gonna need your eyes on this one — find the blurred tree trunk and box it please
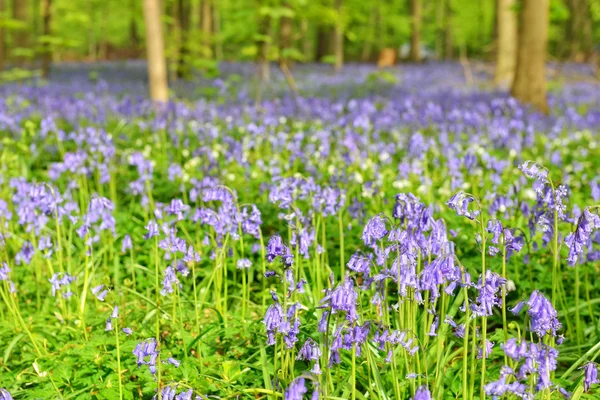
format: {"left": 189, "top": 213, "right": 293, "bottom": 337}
{"left": 316, "top": 26, "right": 330, "bottom": 62}
{"left": 99, "top": 2, "right": 108, "bottom": 60}
{"left": 213, "top": 0, "right": 223, "bottom": 59}
{"left": 279, "top": 0, "right": 292, "bottom": 68}
{"left": 494, "top": 0, "right": 517, "bottom": 86}
{"left": 143, "top": 0, "right": 169, "bottom": 102}
{"left": 41, "top": 0, "right": 51, "bottom": 78}
{"left": 13, "top": 0, "right": 29, "bottom": 65}
{"left": 361, "top": 0, "right": 377, "bottom": 62}
{"left": 333, "top": 0, "right": 343, "bottom": 71}
{"left": 301, "top": 19, "right": 311, "bottom": 61}
{"left": 511, "top": 0, "right": 548, "bottom": 113}
{"left": 444, "top": 0, "right": 453, "bottom": 59}
{"left": 88, "top": 0, "right": 96, "bottom": 61}
{"left": 566, "top": 0, "right": 594, "bottom": 61}
{"left": 0, "top": 0, "right": 4, "bottom": 71}
{"left": 176, "top": 0, "right": 191, "bottom": 78}
{"left": 201, "top": 0, "right": 212, "bottom": 58}
{"left": 130, "top": 0, "right": 139, "bottom": 51}
{"left": 410, "top": 0, "right": 421, "bottom": 61}
{"left": 435, "top": 0, "right": 444, "bottom": 60}
{"left": 256, "top": 5, "right": 271, "bottom": 82}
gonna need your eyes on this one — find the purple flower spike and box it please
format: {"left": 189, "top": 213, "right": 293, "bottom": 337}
{"left": 284, "top": 377, "right": 307, "bottom": 400}
{"left": 582, "top": 362, "right": 599, "bottom": 392}
{"left": 412, "top": 386, "right": 432, "bottom": 400}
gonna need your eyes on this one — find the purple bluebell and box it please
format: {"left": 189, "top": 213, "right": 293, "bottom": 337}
{"left": 362, "top": 215, "right": 388, "bottom": 246}
{"left": 447, "top": 192, "right": 480, "bottom": 220}
{"left": 15, "top": 241, "right": 34, "bottom": 265}
{"left": 527, "top": 290, "right": 561, "bottom": 337}
{"left": 565, "top": 208, "right": 600, "bottom": 265}
{"left": 411, "top": 386, "right": 432, "bottom": 400}
{"left": 237, "top": 258, "right": 252, "bottom": 269}
{"left": 284, "top": 377, "right": 307, "bottom": 400}
{"left": 582, "top": 362, "right": 599, "bottom": 392}
{"left": 132, "top": 338, "right": 160, "bottom": 375}
{"left": 122, "top": 327, "right": 133, "bottom": 335}
{"left": 0, "top": 388, "right": 13, "bottom": 400}
{"left": 121, "top": 234, "right": 132, "bottom": 253}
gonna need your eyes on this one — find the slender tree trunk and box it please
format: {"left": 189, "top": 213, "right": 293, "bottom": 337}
{"left": 301, "top": 19, "right": 311, "bottom": 61}
{"left": 130, "top": 0, "right": 139, "bottom": 51}
{"left": 333, "top": 0, "right": 343, "bottom": 72}
{"left": 316, "top": 26, "right": 330, "bottom": 62}
{"left": 410, "top": 0, "right": 421, "bottom": 61}
{"left": 213, "top": 0, "right": 223, "bottom": 59}
{"left": 279, "top": 1, "right": 293, "bottom": 68}
{"left": 581, "top": 0, "right": 593, "bottom": 60}
{"left": 88, "top": 0, "right": 96, "bottom": 61}
{"left": 361, "top": 0, "right": 377, "bottom": 62}
{"left": 100, "top": 2, "right": 108, "bottom": 60}
{"left": 511, "top": 0, "right": 548, "bottom": 113}
{"left": 256, "top": 4, "right": 271, "bottom": 82}
{"left": 494, "top": 0, "right": 517, "bottom": 86}
{"left": 435, "top": 0, "right": 444, "bottom": 60}
{"left": 444, "top": 0, "right": 453, "bottom": 59}
{"left": 143, "top": 0, "right": 169, "bottom": 102}
{"left": 13, "top": 0, "right": 29, "bottom": 65}
{"left": 41, "top": 0, "right": 51, "bottom": 78}
{"left": 0, "top": 0, "right": 4, "bottom": 71}
{"left": 201, "top": 0, "right": 212, "bottom": 58}
{"left": 176, "top": 0, "right": 191, "bottom": 78}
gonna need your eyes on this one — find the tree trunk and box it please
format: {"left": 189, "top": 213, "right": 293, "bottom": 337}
{"left": 279, "top": 1, "right": 293, "bottom": 68}
{"left": 41, "top": 0, "right": 51, "bottom": 78}
{"left": 143, "top": 0, "right": 169, "bottom": 102}
{"left": 361, "top": 0, "right": 377, "bottom": 62}
{"left": 130, "top": 0, "right": 139, "bottom": 51}
{"left": 99, "top": 1, "right": 108, "bottom": 60}
{"left": 316, "top": 26, "right": 330, "bottom": 62}
{"left": 333, "top": 0, "right": 343, "bottom": 72}
{"left": 0, "top": 0, "right": 4, "bottom": 71}
{"left": 410, "top": 0, "right": 421, "bottom": 61}
{"left": 201, "top": 0, "right": 212, "bottom": 58}
{"left": 176, "top": 0, "right": 191, "bottom": 78}
{"left": 444, "top": 0, "right": 453, "bottom": 59}
{"left": 256, "top": 5, "right": 271, "bottom": 82}
{"left": 494, "top": 0, "right": 517, "bottom": 86}
{"left": 511, "top": 0, "right": 548, "bottom": 113}
{"left": 88, "top": 0, "right": 96, "bottom": 61}
{"left": 213, "top": 0, "right": 223, "bottom": 59}
{"left": 301, "top": 19, "right": 311, "bottom": 62}
{"left": 435, "top": 0, "right": 444, "bottom": 60}
{"left": 13, "top": 0, "right": 29, "bottom": 65}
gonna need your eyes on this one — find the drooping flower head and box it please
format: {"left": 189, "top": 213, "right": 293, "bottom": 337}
{"left": 527, "top": 290, "right": 561, "bottom": 337}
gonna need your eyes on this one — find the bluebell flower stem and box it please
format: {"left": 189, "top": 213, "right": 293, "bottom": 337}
{"left": 114, "top": 317, "right": 123, "bottom": 400}
{"left": 154, "top": 236, "right": 162, "bottom": 399}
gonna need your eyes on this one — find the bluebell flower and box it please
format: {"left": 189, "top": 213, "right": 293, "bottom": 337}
{"left": 297, "top": 338, "right": 321, "bottom": 361}
{"left": 132, "top": 338, "right": 159, "bottom": 375}
{"left": 0, "top": 388, "right": 13, "bottom": 400}
{"left": 447, "top": 192, "right": 480, "bottom": 220}
{"left": 527, "top": 290, "right": 561, "bottom": 337}
{"left": 284, "top": 377, "right": 307, "bottom": 400}
{"left": 237, "top": 258, "right": 252, "bottom": 269}
{"left": 582, "top": 362, "right": 599, "bottom": 392}
{"left": 15, "top": 241, "right": 35, "bottom": 265}
{"left": 121, "top": 234, "right": 132, "bottom": 253}
{"left": 362, "top": 215, "right": 388, "bottom": 246}
{"left": 412, "top": 385, "right": 432, "bottom": 400}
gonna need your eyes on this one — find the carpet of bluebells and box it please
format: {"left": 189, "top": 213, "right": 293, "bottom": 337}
{"left": 0, "top": 62, "right": 600, "bottom": 400}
